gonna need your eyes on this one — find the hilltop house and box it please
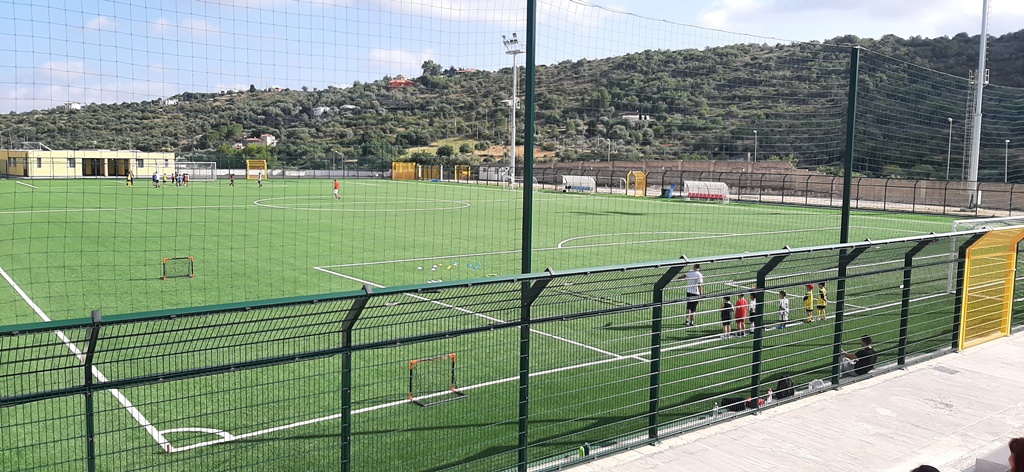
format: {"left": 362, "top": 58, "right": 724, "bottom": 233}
{"left": 388, "top": 75, "right": 415, "bottom": 90}
{"left": 234, "top": 133, "right": 278, "bottom": 150}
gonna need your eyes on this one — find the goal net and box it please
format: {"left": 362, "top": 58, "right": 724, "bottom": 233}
{"left": 175, "top": 162, "right": 217, "bottom": 181}
{"left": 408, "top": 353, "right": 465, "bottom": 407}
{"left": 682, "top": 181, "right": 730, "bottom": 202}
{"left": 561, "top": 175, "right": 596, "bottom": 194}
{"left": 947, "top": 216, "right": 1024, "bottom": 292}
{"left": 162, "top": 256, "right": 195, "bottom": 280}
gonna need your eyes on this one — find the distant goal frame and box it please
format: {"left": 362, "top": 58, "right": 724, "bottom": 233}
{"left": 174, "top": 161, "right": 217, "bottom": 181}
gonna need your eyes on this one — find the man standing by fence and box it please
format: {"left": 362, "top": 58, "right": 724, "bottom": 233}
{"left": 685, "top": 264, "right": 704, "bottom": 327}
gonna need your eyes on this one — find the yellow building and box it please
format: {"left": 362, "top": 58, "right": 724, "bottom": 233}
{"left": 0, "top": 148, "right": 176, "bottom": 179}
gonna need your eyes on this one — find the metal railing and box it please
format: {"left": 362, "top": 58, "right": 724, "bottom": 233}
{"left": 2, "top": 230, "right": 1004, "bottom": 471}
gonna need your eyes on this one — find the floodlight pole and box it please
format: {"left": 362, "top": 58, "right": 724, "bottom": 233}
{"left": 967, "top": 0, "right": 990, "bottom": 206}
{"left": 1006, "top": 140, "right": 1011, "bottom": 183}
{"left": 753, "top": 130, "right": 758, "bottom": 163}
{"left": 946, "top": 118, "right": 953, "bottom": 181}
{"left": 503, "top": 34, "right": 524, "bottom": 188}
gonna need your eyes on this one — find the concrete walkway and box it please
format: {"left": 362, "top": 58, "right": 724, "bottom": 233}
{"left": 575, "top": 332, "right": 1024, "bottom": 472}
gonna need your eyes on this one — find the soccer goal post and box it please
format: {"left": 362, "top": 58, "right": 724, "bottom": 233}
{"left": 561, "top": 175, "right": 596, "bottom": 194}
{"left": 246, "top": 160, "right": 268, "bottom": 180}
{"left": 162, "top": 256, "right": 195, "bottom": 280}
{"left": 408, "top": 353, "right": 465, "bottom": 407}
{"left": 947, "top": 216, "right": 1024, "bottom": 293}
{"left": 682, "top": 181, "right": 730, "bottom": 203}
{"left": 175, "top": 161, "right": 217, "bottom": 181}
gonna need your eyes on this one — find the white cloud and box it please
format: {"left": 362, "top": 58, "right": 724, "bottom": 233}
{"left": 698, "top": 0, "right": 1024, "bottom": 41}
{"left": 83, "top": 16, "right": 116, "bottom": 31}
{"left": 368, "top": 48, "right": 436, "bottom": 76}
{"left": 151, "top": 18, "right": 172, "bottom": 34}
{"left": 0, "top": 80, "right": 180, "bottom": 113}
{"left": 149, "top": 17, "right": 220, "bottom": 36}
{"left": 180, "top": 18, "right": 221, "bottom": 35}
{"left": 39, "top": 61, "right": 86, "bottom": 82}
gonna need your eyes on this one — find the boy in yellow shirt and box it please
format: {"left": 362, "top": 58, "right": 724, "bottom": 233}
{"left": 804, "top": 284, "right": 815, "bottom": 322}
{"left": 816, "top": 282, "right": 829, "bottom": 321}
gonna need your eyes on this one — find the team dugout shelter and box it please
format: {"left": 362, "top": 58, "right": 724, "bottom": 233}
{"left": 0, "top": 143, "right": 175, "bottom": 179}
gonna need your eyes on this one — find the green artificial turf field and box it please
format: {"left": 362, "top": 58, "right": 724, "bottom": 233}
{"left": 0, "top": 177, "right": 964, "bottom": 471}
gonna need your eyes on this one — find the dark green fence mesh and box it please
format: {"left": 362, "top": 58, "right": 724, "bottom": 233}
{"left": 1, "top": 231, "right": 998, "bottom": 471}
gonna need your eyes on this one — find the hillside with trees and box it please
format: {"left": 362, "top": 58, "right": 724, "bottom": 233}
{"left": 1, "top": 30, "right": 1022, "bottom": 179}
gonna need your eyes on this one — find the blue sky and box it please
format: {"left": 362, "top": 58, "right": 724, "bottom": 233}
{"left": 0, "top": 0, "right": 1021, "bottom": 113}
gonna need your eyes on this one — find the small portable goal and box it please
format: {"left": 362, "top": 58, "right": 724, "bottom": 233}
{"left": 408, "top": 353, "right": 466, "bottom": 407}
{"left": 162, "top": 256, "right": 195, "bottom": 280}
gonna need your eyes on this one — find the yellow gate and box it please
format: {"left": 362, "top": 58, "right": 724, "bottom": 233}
{"left": 417, "top": 165, "right": 441, "bottom": 180}
{"left": 392, "top": 162, "right": 416, "bottom": 180}
{"left": 454, "top": 165, "right": 472, "bottom": 182}
{"left": 626, "top": 171, "right": 647, "bottom": 197}
{"left": 959, "top": 226, "right": 1024, "bottom": 350}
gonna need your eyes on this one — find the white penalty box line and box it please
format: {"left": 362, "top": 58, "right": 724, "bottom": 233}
{"left": 161, "top": 267, "right": 651, "bottom": 453}
{"left": 313, "top": 267, "right": 647, "bottom": 363}
{"left": 0, "top": 266, "right": 171, "bottom": 451}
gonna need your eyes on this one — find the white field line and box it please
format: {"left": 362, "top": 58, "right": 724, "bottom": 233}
{"left": 723, "top": 281, "right": 867, "bottom": 312}
{"left": 318, "top": 226, "right": 845, "bottom": 270}
{"left": 653, "top": 292, "right": 948, "bottom": 356}
{"left": 556, "top": 231, "right": 731, "bottom": 248}
{"left": 162, "top": 285, "right": 954, "bottom": 453}
{"left": 0, "top": 204, "right": 250, "bottom": 215}
{"left": 0, "top": 266, "right": 171, "bottom": 450}
{"left": 314, "top": 267, "right": 645, "bottom": 362}
{"left": 15, "top": 181, "right": 39, "bottom": 189}
{"left": 454, "top": 180, "right": 955, "bottom": 227}
{"left": 166, "top": 355, "right": 631, "bottom": 453}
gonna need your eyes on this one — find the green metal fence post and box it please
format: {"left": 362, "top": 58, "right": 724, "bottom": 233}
{"left": 831, "top": 46, "right": 861, "bottom": 387}
{"left": 648, "top": 264, "right": 686, "bottom": 440}
{"left": 831, "top": 246, "right": 869, "bottom": 385}
{"left": 952, "top": 233, "right": 987, "bottom": 350}
{"left": 750, "top": 255, "right": 787, "bottom": 403}
{"left": 840, "top": 46, "right": 859, "bottom": 246}
{"left": 84, "top": 309, "right": 101, "bottom": 472}
{"left": 517, "top": 0, "right": 537, "bottom": 468}
{"left": 341, "top": 287, "right": 371, "bottom": 472}
{"left": 898, "top": 240, "right": 935, "bottom": 366}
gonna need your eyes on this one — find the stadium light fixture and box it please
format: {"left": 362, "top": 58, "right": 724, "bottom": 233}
{"left": 502, "top": 33, "right": 524, "bottom": 188}
{"left": 946, "top": 118, "right": 953, "bottom": 181}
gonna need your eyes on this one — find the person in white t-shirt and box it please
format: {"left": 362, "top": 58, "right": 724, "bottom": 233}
{"left": 684, "top": 264, "right": 704, "bottom": 327}
{"left": 776, "top": 290, "right": 790, "bottom": 329}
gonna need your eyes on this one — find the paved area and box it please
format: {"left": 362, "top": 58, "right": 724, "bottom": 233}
{"left": 574, "top": 332, "right": 1024, "bottom": 472}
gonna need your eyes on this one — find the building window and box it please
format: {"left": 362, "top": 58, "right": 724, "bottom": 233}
{"left": 36, "top": 158, "right": 42, "bottom": 168}
{"left": 164, "top": 159, "right": 169, "bottom": 167}
{"left": 67, "top": 158, "right": 76, "bottom": 169}
{"left": 136, "top": 159, "right": 145, "bottom": 168}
